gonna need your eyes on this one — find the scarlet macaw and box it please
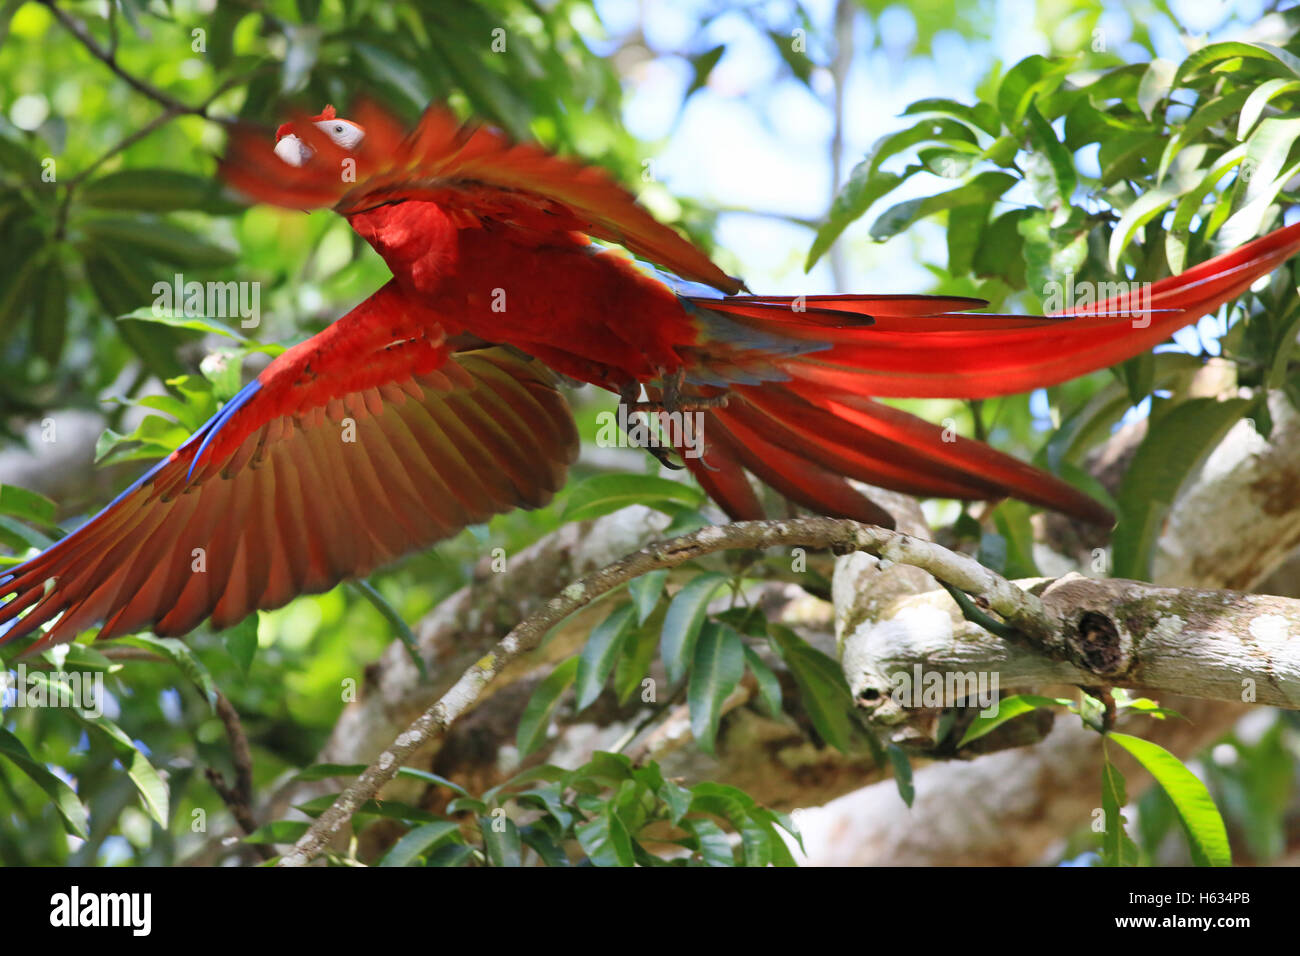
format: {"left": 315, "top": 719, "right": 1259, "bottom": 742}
{"left": 3, "top": 101, "right": 1299, "bottom": 652}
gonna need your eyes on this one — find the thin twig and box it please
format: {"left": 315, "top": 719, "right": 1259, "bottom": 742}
{"left": 41, "top": 0, "right": 223, "bottom": 120}
{"left": 44, "top": 1, "right": 257, "bottom": 241}
{"left": 280, "top": 516, "right": 1057, "bottom": 866}
{"left": 204, "top": 690, "right": 275, "bottom": 860}
{"left": 65, "top": 70, "right": 254, "bottom": 192}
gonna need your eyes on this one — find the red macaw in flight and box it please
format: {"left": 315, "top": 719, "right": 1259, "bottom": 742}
{"left": 4, "top": 101, "right": 1300, "bottom": 652}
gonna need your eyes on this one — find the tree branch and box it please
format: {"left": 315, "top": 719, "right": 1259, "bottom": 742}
{"left": 280, "top": 516, "right": 1053, "bottom": 865}
{"left": 202, "top": 691, "right": 275, "bottom": 860}
{"left": 809, "top": 391, "right": 1300, "bottom": 865}
{"left": 846, "top": 571, "right": 1300, "bottom": 739}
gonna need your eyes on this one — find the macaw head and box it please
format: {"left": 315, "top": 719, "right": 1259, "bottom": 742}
{"left": 273, "top": 105, "right": 365, "bottom": 166}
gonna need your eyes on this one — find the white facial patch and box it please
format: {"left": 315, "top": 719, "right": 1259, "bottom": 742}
{"left": 314, "top": 119, "right": 365, "bottom": 150}
{"left": 274, "top": 133, "right": 313, "bottom": 167}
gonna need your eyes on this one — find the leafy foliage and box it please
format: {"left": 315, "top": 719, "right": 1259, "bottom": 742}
{"left": 269, "top": 753, "right": 800, "bottom": 867}
{"left": 0, "top": 0, "right": 1293, "bottom": 868}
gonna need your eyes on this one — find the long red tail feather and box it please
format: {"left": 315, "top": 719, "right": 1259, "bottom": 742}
{"left": 685, "top": 220, "right": 1300, "bottom": 398}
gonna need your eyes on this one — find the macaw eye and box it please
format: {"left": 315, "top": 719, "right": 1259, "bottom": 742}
{"left": 334, "top": 125, "right": 344, "bottom": 133}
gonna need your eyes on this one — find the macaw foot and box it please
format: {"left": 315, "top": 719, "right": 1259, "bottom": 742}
{"left": 617, "top": 381, "right": 683, "bottom": 470}
{"left": 655, "top": 365, "right": 730, "bottom": 414}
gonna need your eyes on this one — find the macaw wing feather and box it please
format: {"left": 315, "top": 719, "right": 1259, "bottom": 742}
{"left": 0, "top": 288, "right": 577, "bottom": 651}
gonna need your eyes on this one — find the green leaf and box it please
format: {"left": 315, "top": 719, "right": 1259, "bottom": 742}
{"left": 1156, "top": 88, "right": 1252, "bottom": 182}
{"left": 223, "top": 614, "right": 259, "bottom": 676}
{"left": 82, "top": 243, "right": 188, "bottom": 378}
{"left": 200, "top": 348, "right": 244, "bottom": 402}
{"left": 480, "top": 813, "right": 522, "bottom": 867}
{"left": 972, "top": 209, "right": 1030, "bottom": 286}
{"left": 135, "top": 394, "right": 202, "bottom": 431}
{"left": 0, "top": 727, "right": 88, "bottom": 838}
{"left": 0, "top": 242, "right": 47, "bottom": 338}
{"left": 85, "top": 714, "right": 169, "bottom": 827}
{"left": 1136, "top": 58, "right": 1178, "bottom": 119}
{"left": 1175, "top": 41, "right": 1300, "bottom": 85}
{"left": 58, "top": 645, "right": 117, "bottom": 674}
{"left": 1024, "top": 100, "right": 1077, "bottom": 207}
{"left": 395, "top": 768, "right": 472, "bottom": 795}
{"left": 0, "top": 484, "right": 55, "bottom": 526}
{"left": 120, "top": 634, "right": 218, "bottom": 709}
{"left": 1101, "top": 751, "right": 1141, "bottom": 866}
{"left": 24, "top": 674, "right": 165, "bottom": 829}
{"left": 1112, "top": 398, "right": 1250, "bottom": 580}
{"left": 1220, "top": 116, "right": 1300, "bottom": 247}
{"left": 741, "top": 644, "right": 783, "bottom": 718}
{"left": 959, "top": 694, "right": 1070, "bottom": 747}
{"left": 867, "top": 119, "right": 980, "bottom": 178}
{"left": 659, "top": 779, "right": 693, "bottom": 825}
{"left": 575, "top": 808, "right": 635, "bottom": 866}
{"left": 767, "top": 31, "right": 812, "bottom": 86}
{"left": 79, "top": 218, "right": 238, "bottom": 268}
{"left": 946, "top": 201, "right": 989, "bottom": 277}
{"left": 902, "top": 97, "right": 1002, "bottom": 136}
{"left": 516, "top": 657, "right": 578, "bottom": 756}
{"left": 445, "top": 796, "right": 488, "bottom": 816}
{"left": 1108, "top": 733, "right": 1230, "bottom": 867}
{"left": 1116, "top": 352, "right": 1155, "bottom": 411}
{"left": 682, "top": 816, "right": 734, "bottom": 866}
{"left": 519, "top": 824, "right": 570, "bottom": 867}
{"left": 806, "top": 168, "right": 905, "bottom": 270}
{"left": 1018, "top": 210, "right": 1088, "bottom": 294}
{"left": 1040, "top": 353, "right": 1203, "bottom": 470}
{"left": 1237, "top": 78, "right": 1300, "bottom": 140}
{"left": 886, "top": 743, "right": 914, "bottom": 807}
{"left": 1166, "top": 145, "right": 1248, "bottom": 273}
{"left": 207, "top": 2, "right": 247, "bottom": 69}
{"left": 921, "top": 147, "right": 974, "bottom": 177}
{"left": 353, "top": 40, "right": 433, "bottom": 114}
{"left": 31, "top": 257, "right": 68, "bottom": 364}
{"left": 0, "top": 512, "right": 53, "bottom": 551}
{"left": 117, "top": 306, "right": 249, "bottom": 342}
{"left": 1108, "top": 184, "right": 1184, "bottom": 272}
{"left": 94, "top": 412, "right": 190, "bottom": 467}
{"left": 569, "top": 751, "right": 635, "bottom": 790}
{"left": 628, "top": 568, "right": 668, "bottom": 625}
{"left": 978, "top": 134, "right": 1021, "bottom": 168}
{"left": 1115, "top": 695, "right": 1184, "bottom": 721}
{"left": 378, "top": 821, "right": 462, "bottom": 867}
{"left": 870, "top": 172, "right": 1017, "bottom": 242}
{"left": 513, "top": 783, "right": 575, "bottom": 832}
{"left": 686, "top": 44, "right": 725, "bottom": 97}
{"left": 659, "top": 572, "right": 728, "bottom": 685}
{"left": 767, "top": 625, "right": 857, "bottom": 752}
{"left": 715, "top": 605, "right": 767, "bottom": 637}
{"left": 997, "top": 54, "right": 1071, "bottom": 126}
{"left": 575, "top": 603, "right": 636, "bottom": 710}
{"left": 615, "top": 604, "right": 662, "bottom": 705}
{"left": 687, "top": 621, "right": 745, "bottom": 753}
{"left": 79, "top": 169, "right": 238, "bottom": 213}
{"left": 349, "top": 579, "right": 426, "bottom": 681}
{"left": 561, "top": 473, "right": 703, "bottom": 523}
{"left": 659, "top": 504, "right": 709, "bottom": 538}
{"left": 426, "top": 843, "right": 476, "bottom": 867}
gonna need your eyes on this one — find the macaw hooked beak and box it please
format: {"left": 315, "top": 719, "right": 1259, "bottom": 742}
{"left": 274, "top": 133, "right": 313, "bottom": 167}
